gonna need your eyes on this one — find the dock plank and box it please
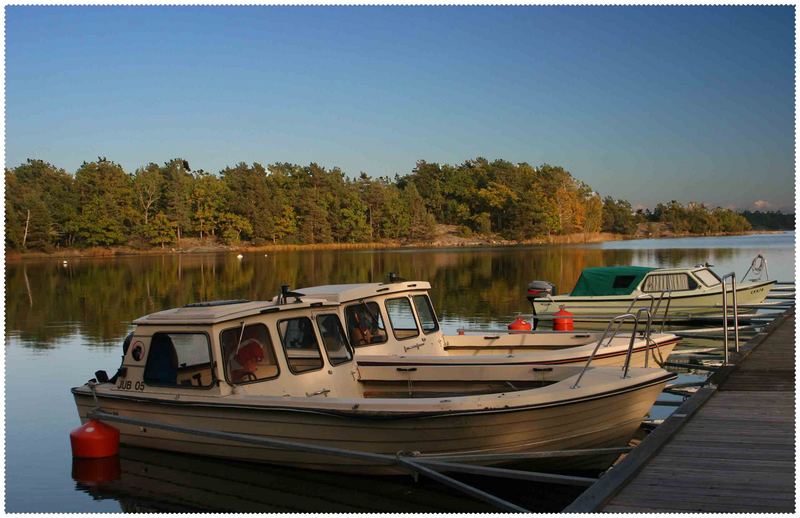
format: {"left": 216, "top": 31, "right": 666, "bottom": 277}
{"left": 564, "top": 311, "right": 795, "bottom": 513}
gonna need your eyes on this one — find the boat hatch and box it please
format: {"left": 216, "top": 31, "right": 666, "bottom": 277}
{"left": 184, "top": 299, "right": 250, "bottom": 308}
{"left": 694, "top": 268, "right": 722, "bottom": 287}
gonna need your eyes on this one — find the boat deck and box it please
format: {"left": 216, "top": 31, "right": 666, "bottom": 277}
{"left": 565, "top": 311, "right": 795, "bottom": 513}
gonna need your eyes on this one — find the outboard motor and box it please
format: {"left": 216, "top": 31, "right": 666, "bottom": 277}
{"left": 526, "top": 281, "right": 556, "bottom": 331}
{"left": 526, "top": 280, "right": 556, "bottom": 303}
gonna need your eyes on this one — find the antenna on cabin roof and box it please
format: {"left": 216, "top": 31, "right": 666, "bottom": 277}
{"left": 387, "top": 272, "right": 406, "bottom": 283}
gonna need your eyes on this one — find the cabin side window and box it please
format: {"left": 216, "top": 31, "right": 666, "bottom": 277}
{"left": 143, "top": 332, "right": 213, "bottom": 388}
{"left": 642, "top": 273, "right": 698, "bottom": 292}
{"left": 412, "top": 295, "right": 439, "bottom": 334}
{"left": 694, "top": 269, "right": 721, "bottom": 287}
{"left": 277, "top": 317, "right": 325, "bottom": 374}
{"left": 219, "top": 324, "right": 280, "bottom": 384}
{"left": 316, "top": 314, "right": 353, "bottom": 366}
{"left": 385, "top": 297, "right": 420, "bottom": 340}
{"left": 345, "top": 302, "right": 388, "bottom": 347}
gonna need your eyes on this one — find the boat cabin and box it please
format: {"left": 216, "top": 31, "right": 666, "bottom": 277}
{"left": 112, "top": 297, "right": 372, "bottom": 399}
{"left": 569, "top": 265, "right": 722, "bottom": 297}
{"left": 292, "top": 282, "right": 448, "bottom": 357}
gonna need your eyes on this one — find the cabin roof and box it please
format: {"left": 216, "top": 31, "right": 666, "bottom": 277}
{"left": 133, "top": 298, "right": 339, "bottom": 325}
{"left": 295, "top": 281, "right": 432, "bottom": 303}
{"left": 570, "top": 266, "right": 656, "bottom": 296}
{"left": 650, "top": 266, "right": 708, "bottom": 274}
{"left": 569, "top": 265, "right": 715, "bottom": 296}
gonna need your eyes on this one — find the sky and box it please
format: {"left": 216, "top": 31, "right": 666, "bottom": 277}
{"left": 5, "top": 6, "right": 796, "bottom": 211}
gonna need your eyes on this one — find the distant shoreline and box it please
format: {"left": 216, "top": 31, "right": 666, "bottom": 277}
{"left": 5, "top": 229, "right": 788, "bottom": 262}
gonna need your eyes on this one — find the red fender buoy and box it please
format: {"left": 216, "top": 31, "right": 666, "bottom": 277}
{"left": 71, "top": 456, "right": 121, "bottom": 486}
{"left": 553, "top": 306, "right": 574, "bottom": 331}
{"left": 70, "top": 419, "right": 120, "bottom": 459}
{"left": 508, "top": 317, "right": 533, "bottom": 332}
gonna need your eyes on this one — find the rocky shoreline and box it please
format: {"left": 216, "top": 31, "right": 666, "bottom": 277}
{"left": 5, "top": 226, "right": 787, "bottom": 262}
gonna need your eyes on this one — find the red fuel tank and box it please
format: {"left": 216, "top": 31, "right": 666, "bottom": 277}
{"left": 508, "top": 317, "right": 533, "bottom": 332}
{"left": 553, "top": 307, "right": 574, "bottom": 331}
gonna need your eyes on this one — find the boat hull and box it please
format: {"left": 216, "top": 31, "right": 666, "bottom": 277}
{"left": 73, "top": 372, "right": 671, "bottom": 475}
{"left": 532, "top": 280, "right": 775, "bottom": 317}
{"left": 439, "top": 333, "right": 679, "bottom": 368}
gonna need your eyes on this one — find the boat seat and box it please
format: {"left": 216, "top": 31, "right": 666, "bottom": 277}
{"left": 143, "top": 335, "right": 179, "bottom": 385}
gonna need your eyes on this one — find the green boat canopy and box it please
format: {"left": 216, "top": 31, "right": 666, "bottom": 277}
{"left": 570, "top": 266, "right": 656, "bottom": 296}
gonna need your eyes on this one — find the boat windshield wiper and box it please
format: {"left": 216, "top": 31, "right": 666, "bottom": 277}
{"left": 234, "top": 321, "right": 246, "bottom": 356}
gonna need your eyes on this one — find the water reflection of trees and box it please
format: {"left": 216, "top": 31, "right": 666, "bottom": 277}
{"left": 629, "top": 248, "right": 735, "bottom": 268}
{"left": 5, "top": 246, "right": 753, "bottom": 347}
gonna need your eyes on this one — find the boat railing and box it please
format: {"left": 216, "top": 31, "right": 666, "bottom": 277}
{"left": 720, "top": 272, "right": 740, "bottom": 363}
{"left": 628, "top": 307, "right": 654, "bottom": 372}
{"left": 624, "top": 293, "right": 656, "bottom": 315}
{"left": 652, "top": 290, "right": 672, "bottom": 333}
{"left": 571, "top": 309, "right": 653, "bottom": 389}
{"left": 623, "top": 291, "right": 671, "bottom": 335}
{"left": 742, "top": 254, "right": 769, "bottom": 282}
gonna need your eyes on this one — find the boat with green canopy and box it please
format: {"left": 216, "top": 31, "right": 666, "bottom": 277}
{"left": 527, "top": 260, "right": 775, "bottom": 318}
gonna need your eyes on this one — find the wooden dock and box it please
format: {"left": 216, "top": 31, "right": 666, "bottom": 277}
{"left": 566, "top": 311, "right": 795, "bottom": 513}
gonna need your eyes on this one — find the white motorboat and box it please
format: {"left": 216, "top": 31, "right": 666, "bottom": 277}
{"left": 292, "top": 282, "right": 679, "bottom": 368}
{"left": 526, "top": 262, "right": 774, "bottom": 319}
{"left": 72, "top": 295, "right": 675, "bottom": 474}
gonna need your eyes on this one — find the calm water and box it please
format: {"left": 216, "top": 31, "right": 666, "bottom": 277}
{"left": 4, "top": 232, "right": 794, "bottom": 512}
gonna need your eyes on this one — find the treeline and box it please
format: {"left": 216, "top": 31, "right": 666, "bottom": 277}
{"left": 5, "top": 158, "right": 434, "bottom": 251}
{"left": 401, "top": 159, "right": 603, "bottom": 238}
{"left": 740, "top": 210, "right": 795, "bottom": 231}
{"left": 632, "top": 200, "right": 754, "bottom": 235}
{"left": 4, "top": 156, "right": 760, "bottom": 252}
{"left": 377, "top": 159, "right": 752, "bottom": 237}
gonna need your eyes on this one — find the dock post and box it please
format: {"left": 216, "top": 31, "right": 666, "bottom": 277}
{"left": 722, "top": 280, "right": 729, "bottom": 364}
{"left": 732, "top": 273, "right": 739, "bottom": 352}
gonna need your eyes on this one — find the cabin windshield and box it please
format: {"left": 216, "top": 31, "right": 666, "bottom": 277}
{"left": 412, "top": 295, "right": 439, "bottom": 334}
{"left": 220, "top": 323, "right": 280, "bottom": 384}
{"left": 345, "top": 302, "right": 388, "bottom": 347}
{"left": 385, "top": 297, "right": 420, "bottom": 340}
{"left": 316, "top": 314, "right": 353, "bottom": 366}
{"left": 278, "top": 317, "right": 325, "bottom": 374}
{"left": 143, "top": 332, "right": 213, "bottom": 388}
{"left": 694, "top": 268, "right": 721, "bottom": 287}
